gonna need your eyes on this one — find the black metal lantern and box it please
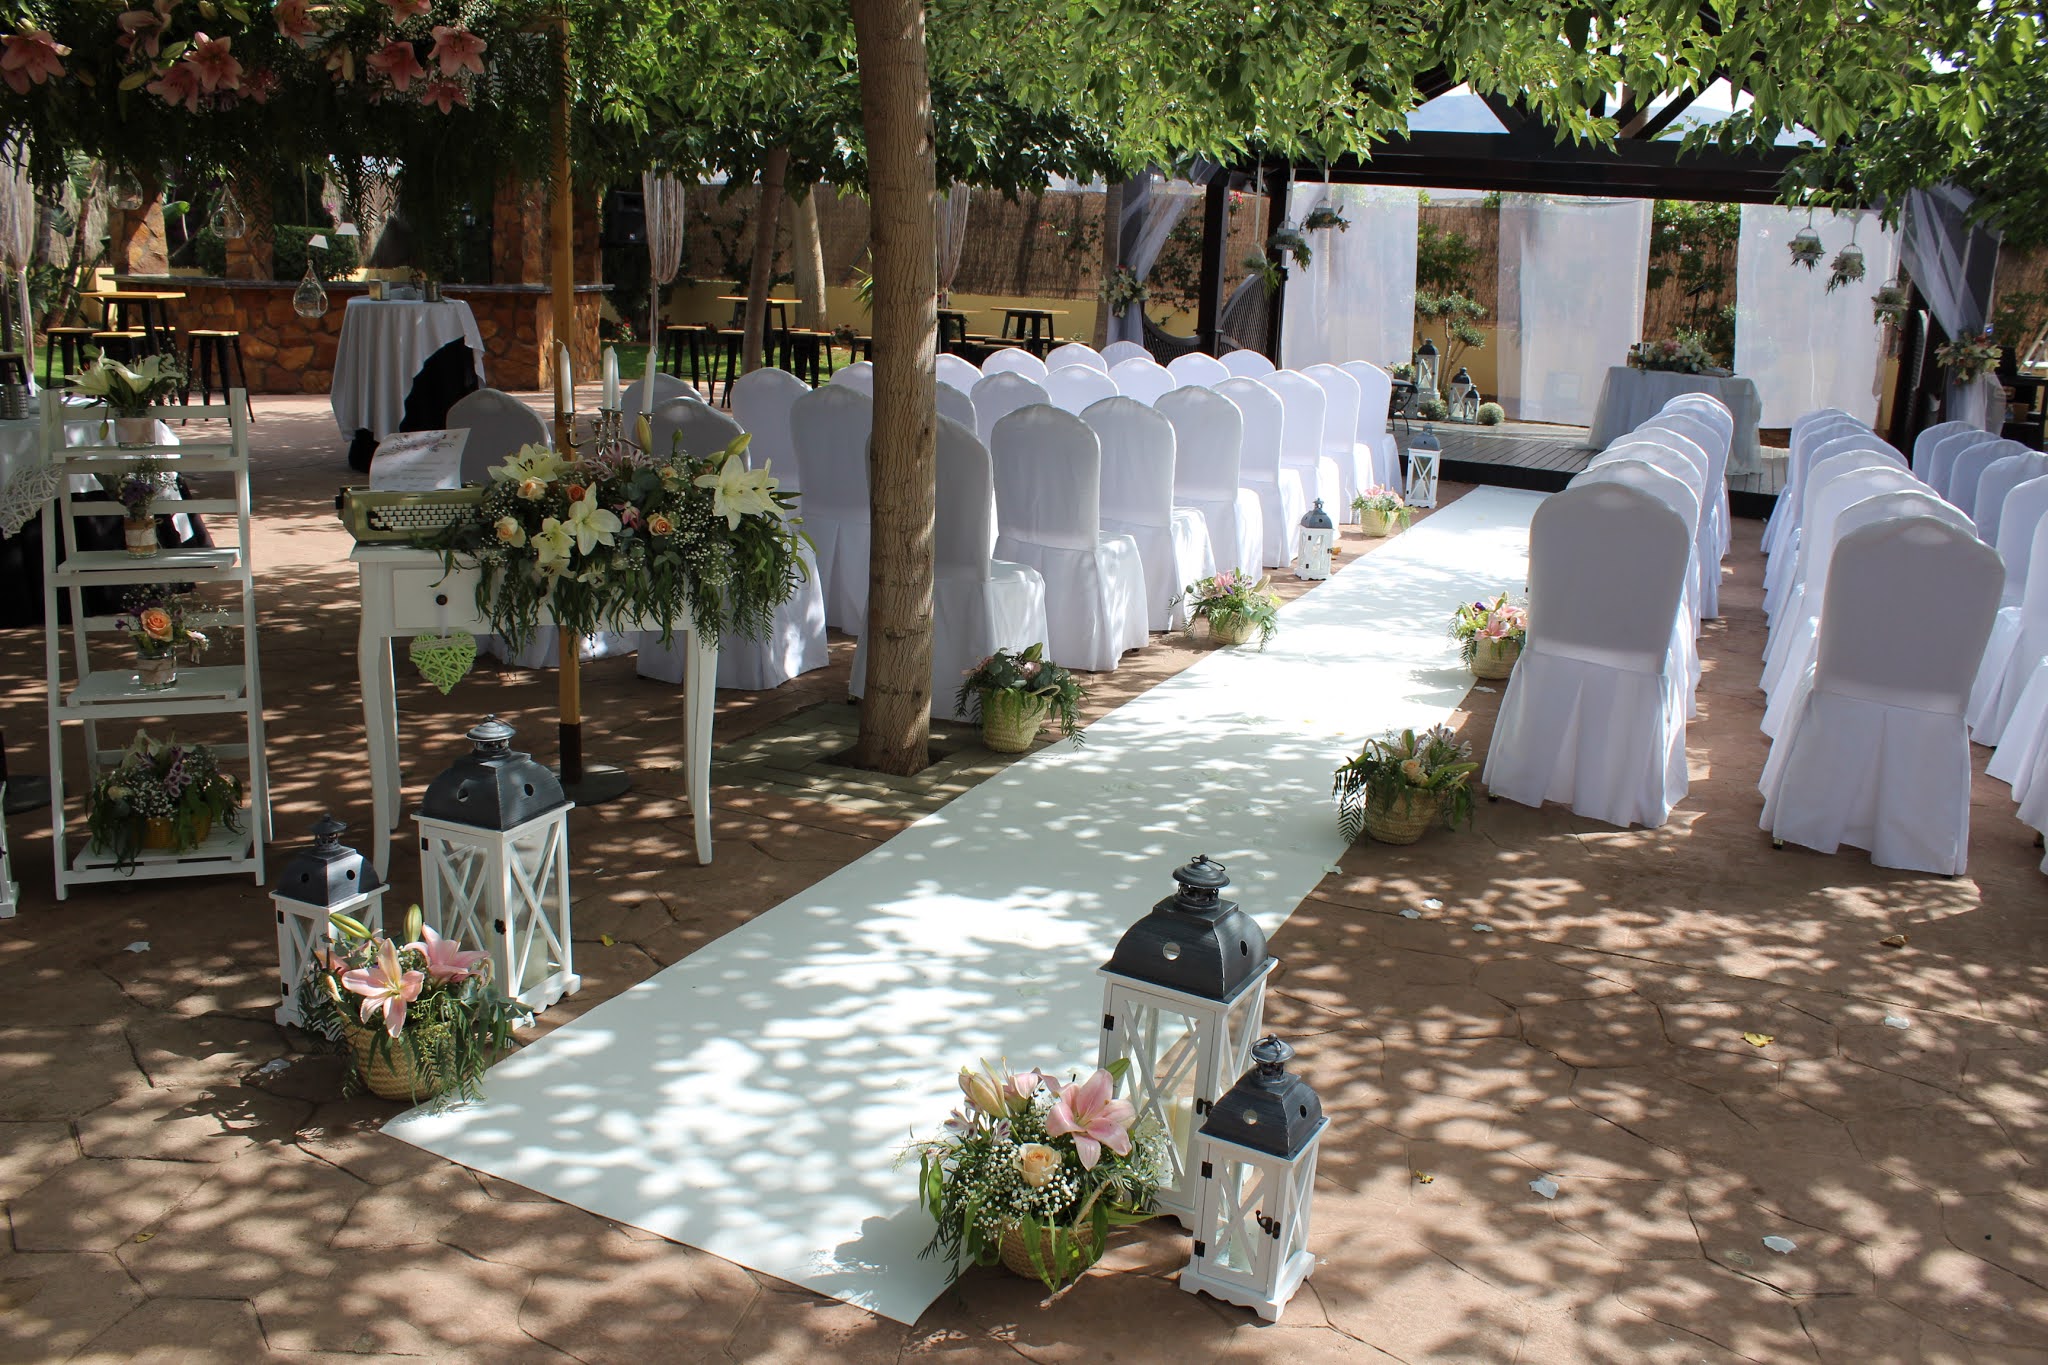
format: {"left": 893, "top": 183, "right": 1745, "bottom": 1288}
{"left": 1293, "top": 499, "right": 1336, "bottom": 581}
{"left": 270, "top": 814, "right": 386, "bottom": 1027}
{"left": 1413, "top": 339, "right": 1440, "bottom": 398}
{"left": 420, "top": 715, "right": 568, "bottom": 831}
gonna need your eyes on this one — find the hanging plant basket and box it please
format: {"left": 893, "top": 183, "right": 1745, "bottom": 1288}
{"left": 999, "top": 1222, "right": 1105, "bottom": 1287}
{"left": 1469, "top": 638, "right": 1521, "bottom": 680}
{"left": 1788, "top": 229, "right": 1825, "bottom": 271}
{"left": 980, "top": 691, "right": 1050, "bottom": 753}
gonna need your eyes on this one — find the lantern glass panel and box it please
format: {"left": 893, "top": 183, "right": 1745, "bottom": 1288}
{"left": 1127, "top": 999, "right": 1203, "bottom": 1187}
{"left": 1212, "top": 1158, "right": 1279, "bottom": 1276}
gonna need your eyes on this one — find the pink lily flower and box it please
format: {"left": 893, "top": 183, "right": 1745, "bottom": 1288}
{"left": 429, "top": 24, "right": 486, "bottom": 77}
{"left": 1, "top": 30, "right": 69, "bottom": 92}
{"left": 367, "top": 38, "right": 425, "bottom": 91}
{"left": 341, "top": 938, "right": 425, "bottom": 1038}
{"left": 418, "top": 75, "right": 466, "bottom": 113}
{"left": 274, "top": 0, "right": 321, "bottom": 42}
{"left": 406, "top": 923, "right": 486, "bottom": 984}
{"left": 185, "top": 34, "right": 244, "bottom": 93}
{"left": 115, "top": 2, "right": 173, "bottom": 61}
{"left": 1044, "top": 1068, "right": 1135, "bottom": 1169}
{"left": 1005, "top": 1067, "right": 1058, "bottom": 1105}
{"left": 146, "top": 60, "right": 203, "bottom": 111}
{"left": 384, "top": 0, "right": 432, "bottom": 18}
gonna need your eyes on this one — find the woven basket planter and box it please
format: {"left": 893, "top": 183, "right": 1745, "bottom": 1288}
{"left": 999, "top": 1222, "right": 1105, "bottom": 1287}
{"left": 1360, "top": 788, "right": 1445, "bottom": 846}
{"left": 140, "top": 811, "right": 211, "bottom": 852}
{"left": 347, "top": 1022, "right": 455, "bottom": 1102}
{"left": 1208, "top": 614, "right": 1257, "bottom": 646}
{"left": 981, "top": 691, "right": 1050, "bottom": 753}
{"left": 1359, "top": 508, "right": 1399, "bottom": 538}
{"left": 1470, "top": 638, "right": 1522, "bottom": 680}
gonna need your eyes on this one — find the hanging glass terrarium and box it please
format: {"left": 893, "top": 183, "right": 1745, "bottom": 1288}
{"left": 292, "top": 249, "right": 329, "bottom": 320}
{"left": 209, "top": 182, "right": 248, "bottom": 240}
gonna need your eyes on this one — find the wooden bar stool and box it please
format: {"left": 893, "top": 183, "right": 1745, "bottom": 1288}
{"left": 778, "top": 329, "right": 827, "bottom": 386}
{"left": 658, "top": 325, "right": 692, "bottom": 380}
{"left": 185, "top": 330, "right": 254, "bottom": 419}
{"left": 710, "top": 329, "right": 744, "bottom": 406}
{"left": 42, "top": 326, "right": 96, "bottom": 385}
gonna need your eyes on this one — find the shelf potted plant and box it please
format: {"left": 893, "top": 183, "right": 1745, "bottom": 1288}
{"left": 104, "top": 461, "right": 165, "bottom": 557}
{"left": 86, "top": 732, "right": 243, "bottom": 869}
{"left": 1332, "top": 724, "right": 1479, "bottom": 846}
{"left": 911, "top": 1060, "right": 1166, "bottom": 1291}
{"left": 66, "top": 355, "right": 185, "bottom": 448}
{"left": 1351, "top": 485, "right": 1413, "bottom": 538}
{"left": 1449, "top": 592, "right": 1527, "bottom": 679}
{"left": 116, "top": 590, "right": 216, "bottom": 691}
{"left": 955, "top": 643, "right": 1087, "bottom": 753}
{"left": 1181, "top": 568, "right": 1281, "bottom": 648}
{"left": 298, "top": 904, "right": 524, "bottom": 1103}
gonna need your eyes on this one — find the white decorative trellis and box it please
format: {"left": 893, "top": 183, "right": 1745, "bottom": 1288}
{"left": 417, "top": 806, "right": 578, "bottom": 1012}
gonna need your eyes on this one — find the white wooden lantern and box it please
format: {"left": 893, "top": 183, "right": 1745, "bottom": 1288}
{"left": 269, "top": 813, "right": 386, "bottom": 1026}
{"left": 1181, "top": 1036, "right": 1327, "bottom": 1323}
{"left": 1097, "top": 855, "right": 1274, "bottom": 1229}
{"left": 1292, "top": 499, "right": 1335, "bottom": 581}
{"left": 1405, "top": 424, "right": 1441, "bottom": 509}
{"left": 415, "top": 716, "right": 579, "bottom": 1012}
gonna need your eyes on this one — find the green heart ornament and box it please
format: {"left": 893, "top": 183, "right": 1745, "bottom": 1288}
{"left": 409, "top": 631, "right": 477, "bottom": 694}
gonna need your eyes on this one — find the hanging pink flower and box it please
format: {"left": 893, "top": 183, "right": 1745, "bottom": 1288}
{"left": 1, "top": 30, "right": 70, "bottom": 92}
{"left": 115, "top": 2, "right": 174, "bottom": 61}
{"left": 428, "top": 24, "right": 486, "bottom": 76}
{"left": 418, "top": 76, "right": 466, "bottom": 112}
{"left": 274, "top": 0, "right": 320, "bottom": 42}
{"left": 146, "top": 60, "right": 203, "bottom": 111}
{"left": 384, "top": 0, "right": 432, "bottom": 18}
{"left": 406, "top": 924, "right": 487, "bottom": 984}
{"left": 184, "top": 33, "right": 243, "bottom": 92}
{"left": 367, "top": 38, "right": 425, "bottom": 91}
{"left": 341, "top": 938, "right": 425, "bottom": 1038}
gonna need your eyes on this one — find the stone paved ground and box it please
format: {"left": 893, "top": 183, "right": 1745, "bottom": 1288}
{"left": 2, "top": 395, "right": 2044, "bottom": 1363}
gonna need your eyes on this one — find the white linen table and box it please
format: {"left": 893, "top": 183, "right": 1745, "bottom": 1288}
{"left": 352, "top": 545, "right": 715, "bottom": 877}
{"left": 330, "top": 297, "right": 487, "bottom": 439}
{"left": 1588, "top": 367, "right": 1764, "bottom": 474}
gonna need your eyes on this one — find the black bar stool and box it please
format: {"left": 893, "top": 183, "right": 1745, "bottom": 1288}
{"left": 42, "top": 327, "right": 96, "bottom": 386}
{"left": 185, "top": 330, "right": 254, "bottom": 419}
{"left": 91, "top": 330, "right": 148, "bottom": 364}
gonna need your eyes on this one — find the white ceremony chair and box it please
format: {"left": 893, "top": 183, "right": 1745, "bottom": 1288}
{"left": 1766, "top": 413, "right": 1865, "bottom": 559}
{"left": 1084, "top": 396, "right": 1215, "bottom": 631}
{"left": 829, "top": 360, "right": 874, "bottom": 395}
{"left": 1483, "top": 481, "right": 1693, "bottom": 828}
{"left": 1157, "top": 385, "right": 1264, "bottom": 581}
{"left": 791, "top": 383, "right": 874, "bottom": 634}
{"left": 1970, "top": 448, "right": 2048, "bottom": 547}
{"left": 1219, "top": 349, "right": 1276, "bottom": 378}
{"left": 1109, "top": 356, "right": 1178, "bottom": 406}
{"left": 1338, "top": 360, "right": 1403, "bottom": 490}
{"left": 1261, "top": 370, "right": 1344, "bottom": 515}
{"left": 447, "top": 387, "right": 549, "bottom": 486}
{"left": 1303, "top": 363, "right": 1373, "bottom": 517}
{"left": 1216, "top": 376, "right": 1305, "bottom": 569}
{"left": 730, "top": 367, "right": 810, "bottom": 489}
{"left": 1046, "top": 342, "right": 1109, "bottom": 373}
{"left": 1971, "top": 474, "right": 2048, "bottom": 741}
{"left": 649, "top": 398, "right": 749, "bottom": 465}
{"left": 1764, "top": 434, "right": 1904, "bottom": 618}
{"left": 1763, "top": 445, "right": 1915, "bottom": 651}
{"left": 849, "top": 416, "right": 1048, "bottom": 718}
{"left": 1167, "top": 352, "right": 1232, "bottom": 388}
{"left": 623, "top": 371, "right": 702, "bottom": 424}
{"left": 938, "top": 381, "right": 977, "bottom": 433}
{"left": 1043, "top": 364, "right": 1119, "bottom": 416}
{"left": 1100, "top": 340, "right": 1150, "bottom": 368}
{"left": 935, "top": 352, "right": 983, "bottom": 393}
{"left": 1926, "top": 428, "right": 1999, "bottom": 503}
{"left": 1947, "top": 437, "right": 2024, "bottom": 520}
{"left": 1594, "top": 439, "right": 1708, "bottom": 632}
{"left": 982, "top": 348, "right": 1050, "bottom": 383}
{"left": 971, "top": 371, "right": 1050, "bottom": 450}
{"left": 1968, "top": 510, "right": 2048, "bottom": 747}
{"left": 1643, "top": 408, "right": 1732, "bottom": 561}
{"left": 1573, "top": 458, "right": 1704, "bottom": 708}
{"left": 990, "top": 405, "right": 1148, "bottom": 672}
{"left": 1622, "top": 426, "right": 1722, "bottom": 618}
{"left": 1760, "top": 515, "right": 2002, "bottom": 875}
{"left": 1912, "top": 420, "right": 1977, "bottom": 475}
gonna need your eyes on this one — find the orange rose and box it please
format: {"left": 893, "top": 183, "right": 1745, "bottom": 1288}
{"left": 647, "top": 513, "right": 675, "bottom": 537}
{"left": 566, "top": 483, "right": 587, "bottom": 503}
{"left": 139, "top": 607, "right": 173, "bottom": 641}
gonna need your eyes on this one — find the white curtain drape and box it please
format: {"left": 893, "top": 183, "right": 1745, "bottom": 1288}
{"left": 1495, "top": 195, "right": 1652, "bottom": 425}
{"left": 935, "top": 182, "right": 970, "bottom": 304}
{"left": 0, "top": 147, "right": 35, "bottom": 370}
{"left": 1105, "top": 172, "right": 1201, "bottom": 344}
{"left": 641, "top": 172, "right": 687, "bottom": 356}
{"left": 1279, "top": 183, "right": 1419, "bottom": 370}
{"left": 1734, "top": 206, "right": 1900, "bottom": 427}
{"left": 1900, "top": 186, "right": 2005, "bottom": 427}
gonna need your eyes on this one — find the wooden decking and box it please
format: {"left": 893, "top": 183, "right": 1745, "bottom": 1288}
{"left": 1393, "top": 420, "right": 1785, "bottom": 517}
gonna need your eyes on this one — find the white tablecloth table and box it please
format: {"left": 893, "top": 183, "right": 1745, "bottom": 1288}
{"left": 1588, "top": 367, "right": 1764, "bottom": 474}
{"left": 330, "top": 297, "right": 487, "bottom": 439}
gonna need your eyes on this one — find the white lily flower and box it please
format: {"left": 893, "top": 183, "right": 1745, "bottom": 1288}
{"left": 564, "top": 492, "right": 621, "bottom": 554}
{"left": 531, "top": 517, "right": 573, "bottom": 573}
{"left": 491, "top": 443, "right": 567, "bottom": 485}
{"left": 694, "top": 452, "right": 780, "bottom": 529}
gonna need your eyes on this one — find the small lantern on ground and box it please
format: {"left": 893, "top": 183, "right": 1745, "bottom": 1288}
{"left": 1180, "top": 1035, "right": 1328, "bottom": 1322}
{"left": 1293, "top": 499, "right": 1335, "bottom": 581}
{"left": 1448, "top": 367, "right": 1480, "bottom": 423}
{"left": 1413, "top": 339, "right": 1440, "bottom": 401}
{"left": 416, "top": 716, "right": 580, "bottom": 1012}
{"left": 1406, "top": 423, "right": 1441, "bottom": 509}
{"left": 270, "top": 813, "right": 385, "bottom": 1027}
{"left": 1097, "top": 855, "right": 1275, "bottom": 1228}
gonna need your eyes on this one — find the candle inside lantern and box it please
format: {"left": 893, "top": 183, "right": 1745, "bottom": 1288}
{"left": 602, "top": 346, "right": 620, "bottom": 410}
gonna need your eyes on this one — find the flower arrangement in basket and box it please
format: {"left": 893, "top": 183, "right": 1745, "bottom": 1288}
{"left": 1181, "top": 568, "right": 1280, "bottom": 648}
{"left": 955, "top": 643, "right": 1087, "bottom": 753}
{"left": 432, "top": 437, "right": 806, "bottom": 653}
{"left": 1097, "top": 268, "right": 1149, "bottom": 319}
{"left": 1350, "top": 485, "right": 1413, "bottom": 538}
{"left": 86, "top": 731, "right": 242, "bottom": 870}
{"left": 1826, "top": 244, "right": 1867, "bottom": 294}
{"left": 1332, "top": 725, "right": 1478, "bottom": 846}
{"left": 1935, "top": 335, "right": 2001, "bottom": 384}
{"left": 1787, "top": 230, "right": 1826, "bottom": 271}
{"left": 911, "top": 1060, "right": 1167, "bottom": 1291}
{"left": 1302, "top": 204, "right": 1351, "bottom": 233}
{"left": 296, "top": 904, "right": 523, "bottom": 1103}
{"left": 1450, "top": 592, "right": 1527, "bottom": 678}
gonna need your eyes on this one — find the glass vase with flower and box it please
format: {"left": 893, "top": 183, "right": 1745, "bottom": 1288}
{"left": 116, "top": 589, "right": 217, "bottom": 691}
{"left": 66, "top": 356, "right": 185, "bottom": 447}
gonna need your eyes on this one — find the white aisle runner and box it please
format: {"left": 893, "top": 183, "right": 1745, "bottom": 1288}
{"left": 387, "top": 486, "right": 1541, "bottom": 1323}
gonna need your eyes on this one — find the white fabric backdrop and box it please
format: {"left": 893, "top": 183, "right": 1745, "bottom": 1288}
{"left": 1104, "top": 172, "right": 1201, "bottom": 345}
{"left": 1495, "top": 195, "right": 1651, "bottom": 424}
{"left": 1734, "top": 206, "right": 1900, "bottom": 427}
{"left": 1280, "top": 184, "right": 1419, "bottom": 371}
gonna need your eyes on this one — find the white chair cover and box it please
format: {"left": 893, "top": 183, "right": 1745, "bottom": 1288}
{"left": 1763, "top": 434, "right": 1904, "bottom": 617}
{"left": 982, "top": 348, "right": 1050, "bottom": 383}
{"left": 1970, "top": 476, "right": 2048, "bottom": 746}
{"left": 935, "top": 353, "right": 983, "bottom": 392}
{"left": 990, "top": 405, "right": 1148, "bottom": 671}
{"left": 938, "top": 381, "right": 977, "bottom": 432}
{"left": 1084, "top": 396, "right": 1215, "bottom": 630}
{"left": 729, "top": 367, "right": 810, "bottom": 487}
{"left": 447, "top": 388, "right": 548, "bottom": 486}
{"left": 1219, "top": 350, "right": 1276, "bottom": 378}
{"left": 1626, "top": 424, "right": 1722, "bottom": 618}
{"left": 1099, "top": 340, "right": 1150, "bottom": 367}
{"left": 1926, "top": 429, "right": 1999, "bottom": 503}
{"left": 791, "top": 384, "right": 873, "bottom": 634}
{"left": 1483, "top": 482, "right": 1692, "bottom": 828}
{"left": 1971, "top": 450, "right": 2048, "bottom": 547}
{"left": 1045, "top": 342, "right": 1109, "bottom": 373}
{"left": 1912, "top": 420, "right": 1977, "bottom": 474}
{"left": 1968, "top": 511, "right": 2048, "bottom": 746}
{"left": 1337, "top": 360, "right": 1403, "bottom": 491}
{"left": 1760, "top": 516, "right": 2002, "bottom": 875}
{"left": 1302, "top": 363, "right": 1375, "bottom": 518}
{"left": 1166, "top": 352, "right": 1232, "bottom": 388}
{"left": 848, "top": 416, "right": 1049, "bottom": 717}
{"left": 1644, "top": 408, "right": 1732, "bottom": 561}
{"left": 1948, "top": 438, "right": 2022, "bottom": 520}
{"left": 648, "top": 397, "right": 747, "bottom": 462}
{"left": 1572, "top": 459, "right": 1703, "bottom": 708}
{"left": 1043, "top": 365, "right": 1119, "bottom": 416}
{"left": 1261, "top": 370, "right": 1344, "bottom": 516}
{"left": 829, "top": 360, "right": 874, "bottom": 395}
{"left": 1988, "top": 652, "right": 2048, "bottom": 829}
{"left": 1764, "top": 447, "right": 1917, "bottom": 656}
{"left": 1109, "top": 356, "right": 1178, "bottom": 406}
{"left": 1593, "top": 440, "right": 1707, "bottom": 642}
{"left": 1157, "top": 386, "right": 1264, "bottom": 581}
{"left": 1765, "top": 414, "right": 1865, "bottom": 558}
{"left": 623, "top": 371, "right": 701, "bottom": 423}
{"left": 972, "top": 371, "right": 1050, "bottom": 449}
{"left": 1216, "top": 377, "right": 1306, "bottom": 569}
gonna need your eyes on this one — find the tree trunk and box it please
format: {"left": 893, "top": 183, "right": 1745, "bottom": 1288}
{"left": 849, "top": 0, "right": 937, "bottom": 776}
{"left": 1090, "top": 179, "right": 1124, "bottom": 349}
{"left": 790, "top": 184, "right": 829, "bottom": 332}
{"left": 742, "top": 147, "right": 790, "bottom": 374}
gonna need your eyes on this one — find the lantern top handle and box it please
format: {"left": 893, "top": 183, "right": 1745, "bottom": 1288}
{"left": 1251, "top": 1035, "right": 1295, "bottom": 1079}
{"left": 468, "top": 714, "right": 517, "bottom": 754}
{"left": 310, "top": 811, "right": 347, "bottom": 847}
{"left": 1172, "top": 854, "right": 1230, "bottom": 909}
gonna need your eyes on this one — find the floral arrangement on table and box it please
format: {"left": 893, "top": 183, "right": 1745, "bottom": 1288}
{"left": 1787, "top": 230, "right": 1826, "bottom": 271}
{"left": 1935, "top": 334, "right": 2001, "bottom": 384}
{"left": 1351, "top": 485, "right": 1413, "bottom": 537}
{"left": 1628, "top": 330, "right": 1723, "bottom": 376}
{"left": 1180, "top": 568, "right": 1281, "bottom": 648}
{"left": 955, "top": 643, "right": 1087, "bottom": 752}
{"left": 1302, "top": 204, "right": 1350, "bottom": 233}
{"left": 431, "top": 436, "right": 806, "bottom": 652}
{"left": 1097, "top": 268, "right": 1149, "bottom": 318}
{"left": 86, "top": 731, "right": 242, "bottom": 869}
{"left": 911, "top": 1060, "right": 1167, "bottom": 1291}
{"left": 297, "top": 904, "right": 523, "bottom": 1103}
{"left": 1332, "top": 724, "right": 1479, "bottom": 845}
{"left": 67, "top": 355, "right": 183, "bottom": 418}
{"left": 1450, "top": 591, "right": 1527, "bottom": 678}
{"left": 1871, "top": 284, "right": 1911, "bottom": 328}
{"left": 1826, "top": 244, "right": 1867, "bottom": 294}
{"left": 1476, "top": 401, "right": 1505, "bottom": 426}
